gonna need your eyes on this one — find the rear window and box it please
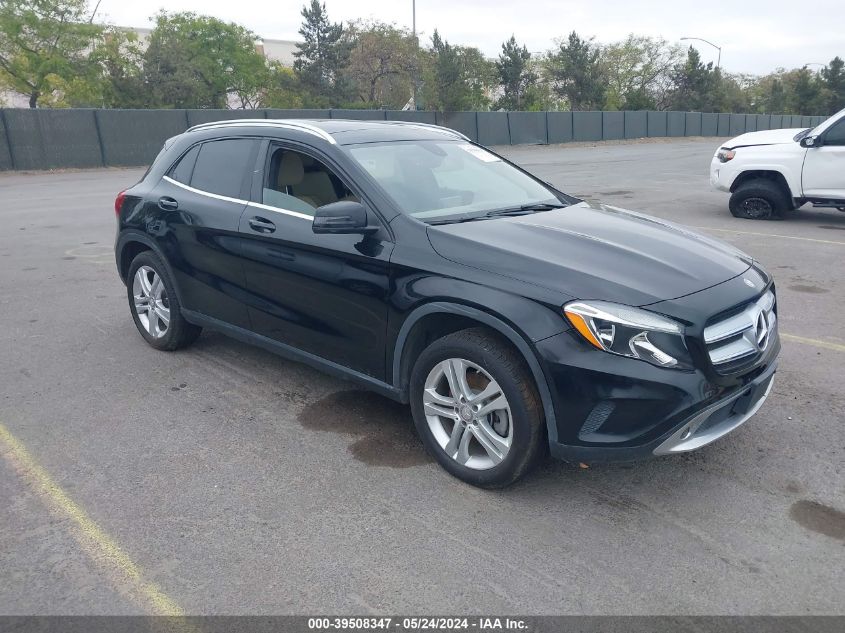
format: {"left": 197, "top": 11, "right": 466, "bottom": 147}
{"left": 169, "top": 145, "right": 199, "bottom": 184}
{"left": 190, "top": 139, "right": 255, "bottom": 199}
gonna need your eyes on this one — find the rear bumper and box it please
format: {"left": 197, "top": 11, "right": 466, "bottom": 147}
{"left": 538, "top": 329, "right": 779, "bottom": 464}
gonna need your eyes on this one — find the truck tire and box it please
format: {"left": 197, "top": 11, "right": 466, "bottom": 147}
{"left": 729, "top": 179, "right": 791, "bottom": 220}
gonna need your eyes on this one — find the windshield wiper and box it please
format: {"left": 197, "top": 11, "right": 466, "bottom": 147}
{"left": 426, "top": 202, "right": 567, "bottom": 225}
{"left": 427, "top": 215, "right": 487, "bottom": 225}
{"left": 484, "top": 202, "right": 567, "bottom": 217}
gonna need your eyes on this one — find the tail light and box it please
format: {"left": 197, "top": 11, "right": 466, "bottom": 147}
{"left": 114, "top": 190, "right": 127, "bottom": 217}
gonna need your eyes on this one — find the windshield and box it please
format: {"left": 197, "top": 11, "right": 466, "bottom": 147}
{"left": 795, "top": 106, "right": 845, "bottom": 141}
{"left": 346, "top": 140, "right": 565, "bottom": 221}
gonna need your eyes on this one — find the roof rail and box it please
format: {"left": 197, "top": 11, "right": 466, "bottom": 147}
{"left": 186, "top": 119, "right": 336, "bottom": 144}
{"left": 185, "top": 117, "right": 469, "bottom": 144}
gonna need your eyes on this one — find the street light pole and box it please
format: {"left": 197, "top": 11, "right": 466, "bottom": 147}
{"left": 680, "top": 36, "right": 722, "bottom": 69}
{"left": 411, "top": 0, "right": 417, "bottom": 109}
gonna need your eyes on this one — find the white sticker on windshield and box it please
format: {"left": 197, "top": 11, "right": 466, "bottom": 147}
{"left": 458, "top": 143, "right": 501, "bottom": 162}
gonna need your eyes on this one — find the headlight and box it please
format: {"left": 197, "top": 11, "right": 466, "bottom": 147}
{"left": 563, "top": 301, "right": 691, "bottom": 369}
{"left": 716, "top": 148, "right": 736, "bottom": 163}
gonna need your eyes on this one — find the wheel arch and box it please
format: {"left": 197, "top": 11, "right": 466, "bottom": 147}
{"left": 730, "top": 169, "right": 792, "bottom": 199}
{"left": 116, "top": 231, "right": 183, "bottom": 298}
{"left": 392, "top": 302, "right": 560, "bottom": 445}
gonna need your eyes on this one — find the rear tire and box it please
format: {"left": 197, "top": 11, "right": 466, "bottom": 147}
{"left": 409, "top": 328, "right": 545, "bottom": 488}
{"left": 729, "top": 179, "right": 790, "bottom": 220}
{"left": 127, "top": 251, "right": 201, "bottom": 351}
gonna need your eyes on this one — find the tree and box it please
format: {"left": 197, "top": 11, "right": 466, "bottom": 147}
{"left": 768, "top": 78, "right": 786, "bottom": 113}
{"left": 750, "top": 73, "right": 787, "bottom": 113}
{"left": 261, "top": 62, "right": 306, "bottom": 109}
{"left": 422, "top": 30, "right": 494, "bottom": 111}
{"left": 546, "top": 31, "right": 605, "bottom": 110}
{"left": 788, "top": 66, "right": 825, "bottom": 115}
{"left": 90, "top": 27, "right": 146, "bottom": 108}
{"left": 821, "top": 56, "right": 845, "bottom": 112}
{"left": 668, "top": 46, "right": 721, "bottom": 112}
{"left": 143, "top": 11, "right": 268, "bottom": 109}
{"left": 459, "top": 45, "right": 496, "bottom": 110}
{"left": 293, "top": 0, "right": 350, "bottom": 104}
{"left": 344, "top": 20, "right": 416, "bottom": 107}
{"left": 0, "top": 0, "right": 102, "bottom": 108}
{"left": 494, "top": 35, "right": 537, "bottom": 110}
{"left": 713, "top": 71, "right": 752, "bottom": 113}
{"left": 600, "top": 35, "right": 682, "bottom": 110}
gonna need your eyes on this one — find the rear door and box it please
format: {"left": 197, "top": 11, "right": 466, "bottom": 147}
{"left": 802, "top": 117, "right": 845, "bottom": 200}
{"left": 237, "top": 142, "right": 394, "bottom": 380}
{"left": 155, "top": 137, "right": 258, "bottom": 328}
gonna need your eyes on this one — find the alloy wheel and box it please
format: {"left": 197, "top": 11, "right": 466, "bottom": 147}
{"left": 739, "top": 197, "right": 773, "bottom": 218}
{"left": 133, "top": 265, "right": 170, "bottom": 339}
{"left": 422, "top": 358, "right": 513, "bottom": 470}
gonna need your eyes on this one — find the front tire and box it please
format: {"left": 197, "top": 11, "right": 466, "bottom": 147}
{"left": 126, "top": 251, "right": 201, "bottom": 351}
{"left": 729, "top": 179, "right": 790, "bottom": 220}
{"left": 409, "top": 328, "right": 544, "bottom": 488}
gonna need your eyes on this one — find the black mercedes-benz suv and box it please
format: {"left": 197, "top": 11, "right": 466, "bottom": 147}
{"left": 114, "top": 119, "right": 780, "bottom": 488}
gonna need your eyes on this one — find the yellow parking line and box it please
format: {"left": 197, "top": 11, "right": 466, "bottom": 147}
{"left": 781, "top": 333, "right": 845, "bottom": 353}
{"left": 0, "top": 422, "right": 184, "bottom": 616}
{"left": 690, "top": 226, "right": 845, "bottom": 246}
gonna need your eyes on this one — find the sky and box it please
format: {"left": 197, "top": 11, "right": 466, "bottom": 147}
{"left": 93, "top": 0, "right": 844, "bottom": 76}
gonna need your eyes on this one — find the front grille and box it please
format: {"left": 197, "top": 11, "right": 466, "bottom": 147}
{"left": 703, "top": 291, "right": 776, "bottom": 374}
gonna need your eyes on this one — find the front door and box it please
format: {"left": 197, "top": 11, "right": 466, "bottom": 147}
{"left": 238, "top": 143, "right": 394, "bottom": 380}
{"left": 802, "top": 117, "right": 845, "bottom": 200}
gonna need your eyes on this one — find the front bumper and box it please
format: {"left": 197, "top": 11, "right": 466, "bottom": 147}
{"left": 652, "top": 365, "right": 775, "bottom": 455}
{"left": 538, "top": 325, "right": 779, "bottom": 464}
{"left": 710, "top": 155, "right": 739, "bottom": 192}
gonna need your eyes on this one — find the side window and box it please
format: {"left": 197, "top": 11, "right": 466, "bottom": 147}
{"left": 190, "top": 139, "right": 255, "bottom": 198}
{"left": 168, "top": 145, "right": 199, "bottom": 184}
{"left": 262, "top": 147, "right": 359, "bottom": 217}
{"left": 823, "top": 120, "right": 845, "bottom": 146}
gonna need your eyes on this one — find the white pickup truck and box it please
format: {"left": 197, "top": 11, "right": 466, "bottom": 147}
{"left": 710, "top": 107, "right": 845, "bottom": 219}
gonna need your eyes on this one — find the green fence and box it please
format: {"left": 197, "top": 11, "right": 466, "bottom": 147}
{"left": 0, "top": 108, "right": 828, "bottom": 171}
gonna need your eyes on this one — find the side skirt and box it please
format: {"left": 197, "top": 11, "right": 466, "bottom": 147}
{"left": 181, "top": 309, "right": 403, "bottom": 402}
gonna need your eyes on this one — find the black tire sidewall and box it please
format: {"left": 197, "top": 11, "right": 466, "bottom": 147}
{"left": 729, "top": 181, "right": 788, "bottom": 220}
{"left": 409, "top": 332, "right": 543, "bottom": 488}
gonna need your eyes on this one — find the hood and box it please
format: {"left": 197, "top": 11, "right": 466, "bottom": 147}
{"left": 427, "top": 201, "right": 752, "bottom": 307}
{"left": 724, "top": 128, "right": 804, "bottom": 149}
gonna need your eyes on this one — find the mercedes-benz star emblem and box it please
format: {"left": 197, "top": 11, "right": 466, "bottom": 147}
{"left": 755, "top": 310, "right": 769, "bottom": 351}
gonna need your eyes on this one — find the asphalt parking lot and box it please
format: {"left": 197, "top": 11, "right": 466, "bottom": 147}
{"left": 1, "top": 137, "right": 843, "bottom": 615}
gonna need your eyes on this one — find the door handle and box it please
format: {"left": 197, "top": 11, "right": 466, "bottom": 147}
{"left": 248, "top": 216, "right": 276, "bottom": 234}
{"left": 158, "top": 196, "right": 179, "bottom": 211}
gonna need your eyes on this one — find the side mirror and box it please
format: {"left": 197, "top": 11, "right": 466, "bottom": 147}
{"left": 800, "top": 135, "right": 820, "bottom": 148}
{"left": 312, "top": 200, "right": 378, "bottom": 235}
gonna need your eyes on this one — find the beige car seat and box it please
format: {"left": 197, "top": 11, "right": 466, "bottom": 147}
{"left": 276, "top": 151, "right": 358, "bottom": 208}
{"left": 298, "top": 171, "right": 339, "bottom": 207}
{"left": 276, "top": 152, "right": 318, "bottom": 208}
